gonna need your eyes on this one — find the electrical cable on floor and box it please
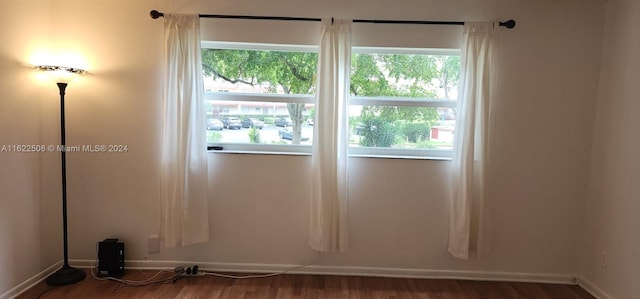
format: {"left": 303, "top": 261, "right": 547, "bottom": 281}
{"left": 35, "top": 286, "right": 57, "bottom": 299}
{"left": 90, "top": 244, "right": 179, "bottom": 291}
{"left": 91, "top": 263, "right": 179, "bottom": 293}
{"left": 90, "top": 265, "right": 173, "bottom": 284}
{"left": 203, "top": 251, "right": 321, "bottom": 279}
{"left": 89, "top": 242, "right": 321, "bottom": 289}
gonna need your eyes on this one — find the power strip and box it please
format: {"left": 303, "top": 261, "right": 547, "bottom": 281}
{"left": 174, "top": 265, "right": 205, "bottom": 277}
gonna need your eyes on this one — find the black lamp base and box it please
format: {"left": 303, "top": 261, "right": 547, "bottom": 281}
{"left": 46, "top": 266, "right": 86, "bottom": 286}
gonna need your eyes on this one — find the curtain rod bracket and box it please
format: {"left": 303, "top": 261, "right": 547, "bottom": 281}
{"left": 499, "top": 19, "right": 516, "bottom": 29}
{"left": 150, "top": 10, "right": 164, "bottom": 19}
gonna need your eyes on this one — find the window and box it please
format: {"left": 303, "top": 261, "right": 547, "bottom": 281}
{"left": 348, "top": 48, "right": 461, "bottom": 159}
{"left": 201, "top": 20, "right": 463, "bottom": 158}
{"left": 203, "top": 43, "right": 317, "bottom": 153}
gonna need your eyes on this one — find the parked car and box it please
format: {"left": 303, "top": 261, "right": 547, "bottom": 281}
{"left": 274, "top": 117, "right": 293, "bottom": 127}
{"left": 207, "top": 118, "right": 223, "bottom": 131}
{"left": 221, "top": 117, "right": 242, "bottom": 129}
{"left": 241, "top": 118, "right": 265, "bottom": 129}
{"left": 278, "top": 128, "right": 310, "bottom": 141}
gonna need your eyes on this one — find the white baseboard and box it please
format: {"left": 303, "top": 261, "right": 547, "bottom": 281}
{"left": 71, "top": 258, "right": 577, "bottom": 285}
{"left": 0, "top": 261, "right": 62, "bottom": 299}
{"left": 4, "top": 259, "right": 584, "bottom": 298}
{"left": 576, "top": 276, "right": 613, "bottom": 299}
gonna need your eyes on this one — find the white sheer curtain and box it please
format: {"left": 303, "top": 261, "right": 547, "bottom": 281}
{"left": 309, "top": 19, "right": 352, "bottom": 252}
{"left": 449, "top": 22, "right": 494, "bottom": 260}
{"left": 160, "top": 14, "right": 210, "bottom": 247}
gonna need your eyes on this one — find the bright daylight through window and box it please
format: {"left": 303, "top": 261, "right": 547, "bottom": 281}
{"left": 203, "top": 44, "right": 317, "bottom": 152}
{"left": 349, "top": 49, "right": 460, "bottom": 158}
{"left": 203, "top": 43, "right": 460, "bottom": 158}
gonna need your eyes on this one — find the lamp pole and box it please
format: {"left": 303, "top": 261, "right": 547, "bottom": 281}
{"left": 45, "top": 79, "right": 86, "bottom": 286}
{"left": 58, "top": 82, "right": 70, "bottom": 268}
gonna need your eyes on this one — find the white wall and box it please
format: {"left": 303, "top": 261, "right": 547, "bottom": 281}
{"left": 67, "top": 0, "right": 604, "bottom": 274}
{"left": 0, "top": 0, "right": 62, "bottom": 295}
{"left": 0, "top": 0, "right": 608, "bottom": 294}
{"left": 581, "top": 0, "right": 640, "bottom": 298}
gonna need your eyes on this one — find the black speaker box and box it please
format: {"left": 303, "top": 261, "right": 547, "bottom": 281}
{"left": 98, "top": 238, "right": 124, "bottom": 277}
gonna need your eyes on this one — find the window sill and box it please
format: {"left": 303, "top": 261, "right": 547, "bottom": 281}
{"left": 349, "top": 154, "right": 451, "bottom": 161}
{"left": 208, "top": 148, "right": 452, "bottom": 161}
{"left": 208, "top": 149, "right": 310, "bottom": 156}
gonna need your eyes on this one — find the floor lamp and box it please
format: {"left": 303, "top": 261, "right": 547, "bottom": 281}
{"left": 36, "top": 65, "right": 87, "bottom": 286}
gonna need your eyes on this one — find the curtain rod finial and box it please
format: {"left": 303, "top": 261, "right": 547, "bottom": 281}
{"left": 499, "top": 19, "right": 516, "bottom": 29}
{"left": 150, "top": 10, "right": 164, "bottom": 19}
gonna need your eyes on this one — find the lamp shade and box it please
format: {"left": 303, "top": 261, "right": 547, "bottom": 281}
{"left": 35, "top": 65, "right": 86, "bottom": 84}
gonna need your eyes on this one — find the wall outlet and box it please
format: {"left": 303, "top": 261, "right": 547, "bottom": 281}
{"left": 148, "top": 235, "right": 160, "bottom": 254}
{"left": 599, "top": 251, "right": 608, "bottom": 269}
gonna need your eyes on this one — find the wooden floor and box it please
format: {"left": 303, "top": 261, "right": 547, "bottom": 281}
{"left": 18, "top": 270, "right": 595, "bottom": 299}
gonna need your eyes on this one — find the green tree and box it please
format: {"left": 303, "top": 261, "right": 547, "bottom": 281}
{"left": 202, "top": 49, "right": 317, "bottom": 144}
{"left": 351, "top": 53, "right": 445, "bottom": 147}
{"left": 202, "top": 49, "right": 457, "bottom": 146}
{"left": 435, "top": 55, "right": 460, "bottom": 99}
{"left": 359, "top": 115, "right": 398, "bottom": 147}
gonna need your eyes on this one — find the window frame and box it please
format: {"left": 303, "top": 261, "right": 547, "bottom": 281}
{"left": 203, "top": 42, "right": 317, "bottom": 153}
{"left": 347, "top": 47, "right": 461, "bottom": 159}
{"left": 203, "top": 43, "right": 461, "bottom": 160}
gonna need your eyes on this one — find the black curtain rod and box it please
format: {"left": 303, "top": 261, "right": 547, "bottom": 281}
{"left": 149, "top": 10, "right": 516, "bottom": 29}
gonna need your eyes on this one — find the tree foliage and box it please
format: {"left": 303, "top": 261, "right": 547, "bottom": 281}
{"left": 351, "top": 53, "right": 448, "bottom": 147}
{"left": 248, "top": 126, "right": 261, "bottom": 143}
{"left": 435, "top": 55, "right": 460, "bottom": 99}
{"left": 202, "top": 48, "right": 459, "bottom": 146}
{"left": 359, "top": 117, "right": 398, "bottom": 147}
{"left": 202, "top": 49, "right": 317, "bottom": 144}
